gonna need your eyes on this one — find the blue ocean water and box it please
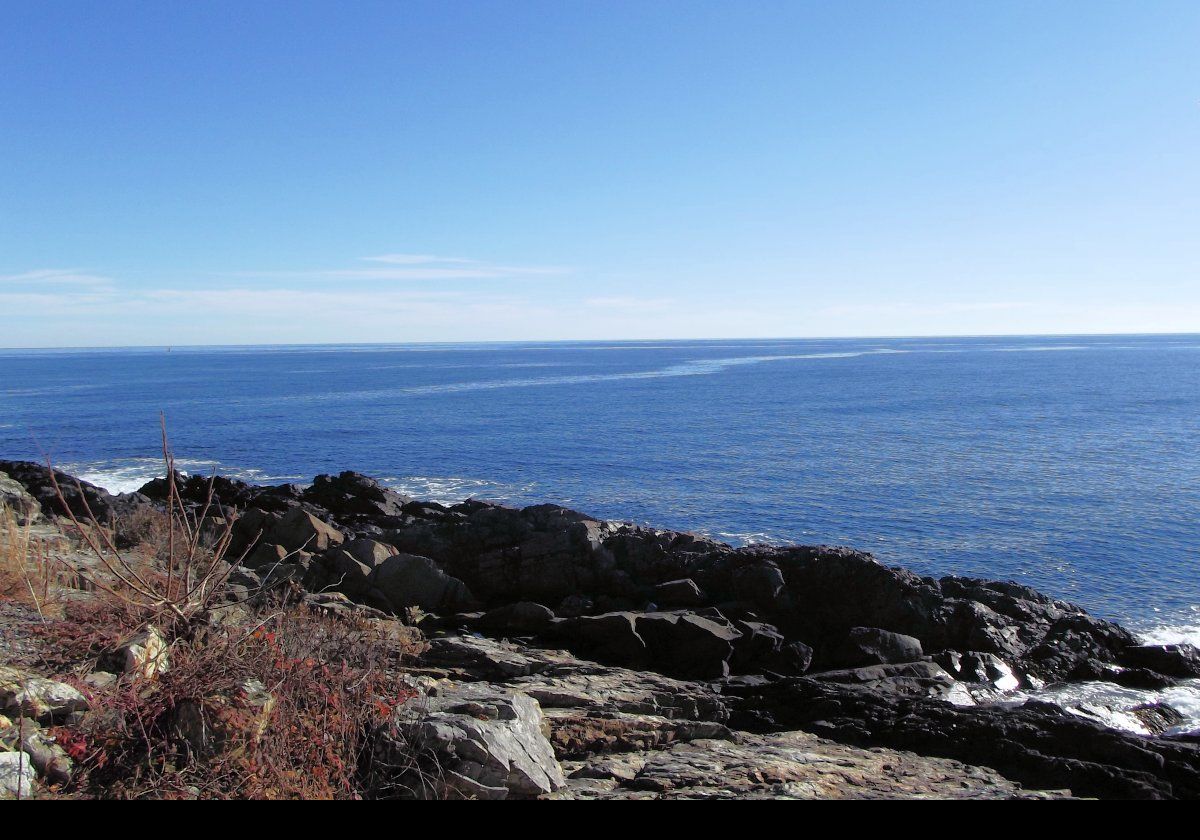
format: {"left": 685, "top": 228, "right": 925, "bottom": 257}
{"left": 1, "top": 334, "right": 1197, "bottom": 639}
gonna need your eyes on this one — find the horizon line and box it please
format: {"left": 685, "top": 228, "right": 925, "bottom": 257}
{"left": 1, "top": 329, "right": 1198, "bottom": 353}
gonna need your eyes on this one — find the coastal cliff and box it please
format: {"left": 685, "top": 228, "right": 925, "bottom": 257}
{"left": 2, "top": 460, "right": 1198, "bottom": 799}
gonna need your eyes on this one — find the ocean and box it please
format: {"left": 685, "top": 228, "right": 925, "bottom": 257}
{"left": 1, "top": 335, "right": 1197, "bottom": 649}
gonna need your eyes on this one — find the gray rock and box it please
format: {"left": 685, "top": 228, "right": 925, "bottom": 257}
{"left": 0, "top": 751, "right": 37, "bottom": 799}
{"left": 0, "top": 717, "right": 72, "bottom": 784}
{"left": 385, "top": 681, "right": 565, "bottom": 799}
{"left": 556, "top": 731, "right": 1067, "bottom": 799}
{"left": 0, "top": 471, "right": 41, "bottom": 525}
{"left": 0, "top": 667, "right": 89, "bottom": 723}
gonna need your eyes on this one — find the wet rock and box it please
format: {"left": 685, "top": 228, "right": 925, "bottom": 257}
{"left": 1131, "top": 703, "right": 1187, "bottom": 736}
{"left": 726, "top": 678, "right": 1200, "bottom": 800}
{"left": 934, "top": 650, "right": 1021, "bottom": 691}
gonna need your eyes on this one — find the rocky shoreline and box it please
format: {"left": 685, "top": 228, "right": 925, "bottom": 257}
{"left": 3, "top": 460, "right": 1200, "bottom": 799}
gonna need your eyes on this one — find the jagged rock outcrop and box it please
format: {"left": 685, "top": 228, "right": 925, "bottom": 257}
{"left": 726, "top": 678, "right": 1200, "bottom": 800}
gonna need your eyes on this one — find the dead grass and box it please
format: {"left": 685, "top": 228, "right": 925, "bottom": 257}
{"left": 0, "top": 504, "right": 72, "bottom": 620}
{"left": 2, "top": 418, "right": 427, "bottom": 799}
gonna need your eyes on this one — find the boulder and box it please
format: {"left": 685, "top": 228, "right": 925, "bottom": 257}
{"left": 0, "top": 667, "right": 88, "bottom": 723}
{"left": 0, "top": 717, "right": 72, "bottom": 784}
{"left": 476, "top": 602, "right": 557, "bottom": 636}
{"left": 554, "top": 613, "right": 650, "bottom": 669}
{"left": 371, "top": 553, "right": 475, "bottom": 613}
{"left": 0, "top": 460, "right": 113, "bottom": 522}
{"left": 831, "top": 627, "right": 924, "bottom": 668}
{"left": 0, "top": 751, "right": 37, "bottom": 799}
{"left": 0, "top": 471, "right": 41, "bottom": 524}
{"left": 731, "top": 621, "right": 813, "bottom": 676}
{"left": 270, "top": 508, "right": 344, "bottom": 553}
{"left": 303, "top": 472, "right": 411, "bottom": 520}
{"left": 110, "top": 625, "right": 170, "bottom": 680}
{"left": 382, "top": 681, "right": 565, "bottom": 799}
{"left": 635, "top": 612, "right": 741, "bottom": 680}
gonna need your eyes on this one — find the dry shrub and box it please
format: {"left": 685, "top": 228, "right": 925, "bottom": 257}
{"left": 59, "top": 598, "right": 421, "bottom": 800}
{"left": 46, "top": 417, "right": 248, "bottom": 633}
{"left": 0, "top": 504, "right": 73, "bottom": 619}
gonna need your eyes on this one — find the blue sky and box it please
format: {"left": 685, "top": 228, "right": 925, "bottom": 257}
{"left": 2, "top": 1, "right": 1198, "bottom": 346}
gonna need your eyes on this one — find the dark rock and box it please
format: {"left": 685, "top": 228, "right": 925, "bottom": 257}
{"left": 808, "top": 662, "right": 957, "bottom": 699}
{"left": 934, "top": 650, "right": 1022, "bottom": 691}
{"left": 303, "top": 471, "right": 411, "bottom": 521}
{"left": 0, "top": 460, "right": 114, "bottom": 521}
{"left": 477, "top": 602, "right": 557, "bottom": 636}
{"left": 727, "top": 678, "right": 1200, "bottom": 800}
{"left": 553, "top": 612, "right": 650, "bottom": 669}
{"left": 371, "top": 553, "right": 476, "bottom": 613}
{"left": 270, "top": 508, "right": 344, "bottom": 553}
{"left": 555, "top": 595, "right": 594, "bottom": 618}
{"left": 653, "top": 578, "right": 706, "bottom": 608}
{"left": 831, "top": 627, "right": 924, "bottom": 668}
{"left": 1120, "top": 645, "right": 1200, "bottom": 679}
{"left": 1131, "top": 703, "right": 1186, "bottom": 736}
{"left": 635, "top": 612, "right": 741, "bottom": 680}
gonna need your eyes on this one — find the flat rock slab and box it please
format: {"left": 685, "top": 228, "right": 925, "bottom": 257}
{"left": 551, "top": 731, "right": 1070, "bottom": 800}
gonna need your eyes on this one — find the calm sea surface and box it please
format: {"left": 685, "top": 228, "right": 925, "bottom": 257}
{"left": 1, "top": 335, "right": 1197, "bottom": 640}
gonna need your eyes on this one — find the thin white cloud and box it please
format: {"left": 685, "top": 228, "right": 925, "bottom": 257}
{"left": 230, "top": 253, "right": 570, "bottom": 283}
{"left": 0, "top": 269, "right": 115, "bottom": 288}
{"left": 360, "top": 254, "right": 479, "bottom": 265}
{"left": 585, "top": 296, "right": 676, "bottom": 310}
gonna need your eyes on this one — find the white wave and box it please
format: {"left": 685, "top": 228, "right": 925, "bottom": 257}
{"left": 1017, "top": 612, "right": 1200, "bottom": 736}
{"left": 1016, "top": 679, "right": 1200, "bottom": 737}
{"left": 65, "top": 457, "right": 306, "bottom": 495}
{"left": 377, "top": 475, "right": 535, "bottom": 505}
